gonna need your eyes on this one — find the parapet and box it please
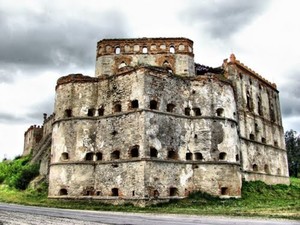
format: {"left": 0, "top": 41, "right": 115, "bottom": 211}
{"left": 95, "top": 37, "right": 195, "bottom": 77}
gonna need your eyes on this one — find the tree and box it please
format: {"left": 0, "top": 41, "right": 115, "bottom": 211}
{"left": 285, "top": 129, "right": 300, "bottom": 177}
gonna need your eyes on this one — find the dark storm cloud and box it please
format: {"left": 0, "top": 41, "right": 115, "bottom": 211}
{"left": 181, "top": 0, "right": 271, "bottom": 39}
{"left": 26, "top": 97, "right": 55, "bottom": 122}
{"left": 279, "top": 72, "right": 300, "bottom": 118}
{"left": 0, "top": 7, "right": 129, "bottom": 83}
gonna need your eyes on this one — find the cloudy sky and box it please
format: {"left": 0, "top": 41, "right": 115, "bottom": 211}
{"left": 0, "top": 0, "right": 300, "bottom": 160}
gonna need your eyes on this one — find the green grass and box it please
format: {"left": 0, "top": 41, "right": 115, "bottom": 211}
{"left": 0, "top": 178, "right": 299, "bottom": 220}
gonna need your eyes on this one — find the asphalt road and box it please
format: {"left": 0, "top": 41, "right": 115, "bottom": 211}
{"left": 0, "top": 202, "right": 299, "bottom": 225}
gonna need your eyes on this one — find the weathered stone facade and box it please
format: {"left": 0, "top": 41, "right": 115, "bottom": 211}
{"left": 24, "top": 37, "right": 289, "bottom": 206}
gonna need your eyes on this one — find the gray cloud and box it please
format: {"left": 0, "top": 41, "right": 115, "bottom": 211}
{"left": 26, "top": 97, "right": 55, "bottom": 121}
{"left": 0, "top": 6, "right": 129, "bottom": 83}
{"left": 181, "top": 0, "right": 271, "bottom": 39}
{"left": 0, "top": 112, "right": 29, "bottom": 124}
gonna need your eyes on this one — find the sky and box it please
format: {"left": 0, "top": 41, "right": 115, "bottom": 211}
{"left": 0, "top": 0, "right": 300, "bottom": 160}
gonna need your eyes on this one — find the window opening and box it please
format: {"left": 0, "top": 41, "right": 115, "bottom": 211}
{"left": 216, "top": 108, "right": 224, "bottom": 117}
{"left": 261, "top": 137, "right": 266, "bottom": 143}
{"left": 130, "top": 146, "right": 139, "bottom": 158}
{"left": 61, "top": 152, "right": 69, "bottom": 160}
{"left": 150, "top": 100, "right": 158, "bottom": 110}
{"left": 169, "top": 187, "right": 178, "bottom": 196}
{"left": 142, "top": 46, "right": 148, "bottom": 53}
{"left": 65, "top": 109, "right": 72, "bottom": 117}
{"left": 115, "top": 47, "right": 120, "bottom": 54}
{"left": 264, "top": 164, "right": 270, "bottom": 173}
{"left": 221, "top": 187, "right": 228, "bottom": 195}
{"left": 235, "top": 154, "right": 239, "bottom": 161}
{"left": 96, "top": 152, "right": 102, "bottom": 161}
{"left": 112, "top": 188, "right": 119, "bottom": 196}
{"left": 193, "top": 107, "right": 201, "bottom": 116}
{"left": 150, "top": 147, "right": 158, "bottom": 157}
{"left": 185, "top": 107, "right": 191, "bottom": 116}
{"left": 132, "top": 191, "right": 135, "bottom": 196}
{"left": 186, "top": 152, "right": 193, "bottom": 160}
{"left": 194, "top": 152, "right": 203, "bottom": 160}
{"left": 274, "top": 141, "right": 278, "bottom": 147}
{"left": 167, "top": 149, "right": 178, "bottom": 160}
{"left": 253, "top": 164, "right": 258, "bottom": 171}
{"left": 85, "top": 152, "right": 94, "bottom": 161}
{"left": 258, "top": 97, "right": 263, "bottom": 116}
{"left": 111, "top": 150, "right": 120, "bottom": 160}
{"left": 167, "top": 103, "right": 176, "bottom": 113}
{"left": 87, "top": 108, "right": 95, "bottom": 117}
{"left": 114, "top": 103, "right": 122, "bottom": 113}
{"left": 131, "top": 100, "right": 139, "bottom": 109}
{"left": 169, "top": 46, "right": 175, "bottom": 53}
{"left": 219, "top": 152, "right": 226, "bottom": 160}
{"left": 98, "top": 107, "right": 104, "bottom": 116}
{"left": 249, "top": 133, "right": 255, "bottom": 140}
{"left": 59, "top": 188, "right": 68, "bottom": 196}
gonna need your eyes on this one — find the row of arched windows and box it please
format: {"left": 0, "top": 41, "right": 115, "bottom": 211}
{"left": 64, "top": 99, "right": 226, "bottom": 118}
{"left": 60, "top": 147, "right": 233, "bottom": 162}
{"left": 252, "top": 163, "right": 281, "bottom": 175}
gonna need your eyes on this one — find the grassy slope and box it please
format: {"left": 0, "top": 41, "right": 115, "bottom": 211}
{"left": 0, "top": 178, "right": 299, "bottom": 220}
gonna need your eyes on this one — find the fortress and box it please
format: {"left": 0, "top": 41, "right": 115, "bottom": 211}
{"left": 24, "top": 37, "right": 289, "bottom": 205}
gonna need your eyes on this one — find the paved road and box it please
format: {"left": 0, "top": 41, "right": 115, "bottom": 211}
{"left": 0, "top": 202, "right": 299, "bottom": 225}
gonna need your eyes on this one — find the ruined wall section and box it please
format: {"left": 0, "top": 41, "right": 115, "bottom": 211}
{"left": 23, "top": 125, "right": 43, "bottom": 156}
{"left": 95, "top": 38, "right": 195, "bottom": 78}
{"left": 224, "top": 55, "right": 289, "bottom": 184}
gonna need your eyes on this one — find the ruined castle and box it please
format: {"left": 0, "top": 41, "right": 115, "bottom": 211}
{"left": 24, "top": 37, "right": 289, "bottom": 205}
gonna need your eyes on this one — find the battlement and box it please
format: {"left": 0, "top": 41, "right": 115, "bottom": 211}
{"left": 95, "top": 37, "right": 195, "bottom": 77}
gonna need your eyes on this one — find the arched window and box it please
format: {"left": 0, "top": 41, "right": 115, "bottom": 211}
{"left": 219, "top": 152, "right": 226, "bottom": 160}
{"left": 169, "top": 187, "right": 178, "bottom": 196}
{"left": 264, "top": 164, "right": 270, "bottom": 173}
{"left": 184, "top": 107, "right": 191, "bottom": 116}
{"left": 59, "top": 188, "right": 68, "bottom": 196}
{"left": 130, "top": 145, "right": 139, "bottom": 158}
{"left": 261, "top": 137, "right": 266, "bottom": 143}
{"left": 167, "top": 149, "right": 178, "bottom": 160}
{"left": 216, "top": 108, "right": 224, "bottom": 117}
{"left": 61, "top": 152, "right": 69, "bottom": 160}
{"left": 98, "top": 107, "right": 104, "bottom": 116}
{"left": 257, "top": 96, "right": 263, "bottom": 116}
{"left": 85, "top": 152, "right": 94, "bottom": 161}
{"left": 96, "top": 152, "right": 102, "bottom": 161}
{"left": 111, "top": 150, "right": 120, "bottom": 160}
{"left": 186, "top": 152, "right": 193, "bottom": 160}
{"left": 115, "top": 47, "right": 121, "bottom": 54}
{"left": 114, "top": 103, "right": 122, "bottom": 113}
{"left": 193, "top": 107, "right": 201, "bottom": 116}
{"left": 169, "top": 46, "right": 175, "bottom": 54}
{"left": 65, "top": 109, "right": 72, "bottom": 117}
{"left": 150, "top": 100, "right": 158, "bottom": 110}
{"left": 235, "top": 154, "right": 239, "bottom": 161}
{"left": 111, "top": 188, "right": 119, "bottom": 196}
{"left": 167, "top": 103, "right": 176, "bottom": 113}
{"left": 150, "top": 147, "right": 158, "bottom": 158}
{"left": 246, "top": 91, "right": 252, "bottom": 111}
{"left": 253, "top": 164, "right": 258, "bottom": 172}
{"left": 249, "top": 133, "right": 255, "bottom": 140}
{"left": 142, "top": 46, "right": 148, "bottom": 54}
{"left": 194, "top": 152, "right": 203, "bottom": 160}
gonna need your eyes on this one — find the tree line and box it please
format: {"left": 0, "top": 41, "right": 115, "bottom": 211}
{"left": 285, "top": 129, "right": 300, "bottom": 177}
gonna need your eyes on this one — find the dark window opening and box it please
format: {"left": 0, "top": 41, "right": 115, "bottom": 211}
{"left": 65, "top": 109, "right": 72, "bottom": 117}
{"left": 111, "top": 188, "right": 119, "bottom": 196}
{"left": 112, "top": 164, "right": 119, "bottom": 168}
{"left": 270, "top": 104, "right": 276, "bottom": 122}
{"left": 98, "top": 107, "right": 104, "bottom": 116}
{"left": 219, "top": 152, "right": 226, "bottom": 160}
{"left": 261, "top": 137, "right": 266, "bottom": 143}
{"left": 59, "top": 188, "right": 68, "bottom": 196}
{"left": 255, "top": 123, "right": 259, "bottom": 132}
{"left": 96, "top": 191, "right": 101, "bottom": 196}
{"left": 236, "top": 154, "right": 239, "bottom": 161}
{"left": 264, "top": 164, "right": 270, "bottom": 173}
{"left": 167, "top": 149, "right": 178, "bottom": 160}
{"left": 258, "top": 97, "right": 263, "bottom": 116}
{"left": 253, "top": 164, "right": 258, "bottom": 172}
{"left": 169, "top": 187, "right": 178, "bottom": 196}
{"left": 87, "top": 108, "right": 95, "bottom": 117}
{"left": 274, "top": 141, "right": 278, "bottom": 147}
{"left": 61, "top": 152, "right": 69, "bottom": 160}
{"left": 194, "top": 152, "right": 203, "bottom": 160}
{"left": 150, "top": 147, "right": 158, "bottom": 158}
{"left": 246, "top": 92, "right": 252, "bottom": 111}
{"left": 186, "top": 152, "right": 193, "bottom": 160}
{"left": 114, "top": 103, "right": 122, "bottom": 113}
{"left": 130, "top": 146, "right": 139, "bottom": 158}
{"left": 216, "top": 108, "right": 224, "bottom": 117}
{"left": 249, "top": 133, "right": 255, "bottom": 140}
{"left": 131, "top": 100, "right": 139, "bottom": 109}
{"left": 111, "top": 130, "right": 118, "bottom": 136}
{"left": 193, "top": 107, "right": 201, "bottom": 116}
{"left": 221, "top": 187, "right": 228, "bottom": 195}
{"left": 167, "top": 103, "right": 176, "bottom": 112}
{"left": 111, "top": 150, "right": 120, "bottom": 160}
{"left": 85, "top": 152, "right": 94, "bottom": 161}
{"left": 132, "top": 191, "right": 135, "bottom": 196}
{"left": 184, "top": 107, "right": 191, "bottom": 116}
{"left": 150, "top": 100, "right": 158, "bottom": 110}
{"left": 96, "top": 152, "right": 102, "bottom": 161}
{"left": 153, "top": 190, "right": 159, "bottom": 198}
{"left": 194, "top": 134, "right": 198, "bottom": 139}
{"left": 277, "top": 168, "right": 281, "bottom": 175}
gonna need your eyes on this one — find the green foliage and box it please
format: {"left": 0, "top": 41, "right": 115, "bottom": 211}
{"left": 285, "top": 129, "right": 300, "bottom": 177}
{"left": 0, "top": 155, "right": 39, "bottom": 190}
